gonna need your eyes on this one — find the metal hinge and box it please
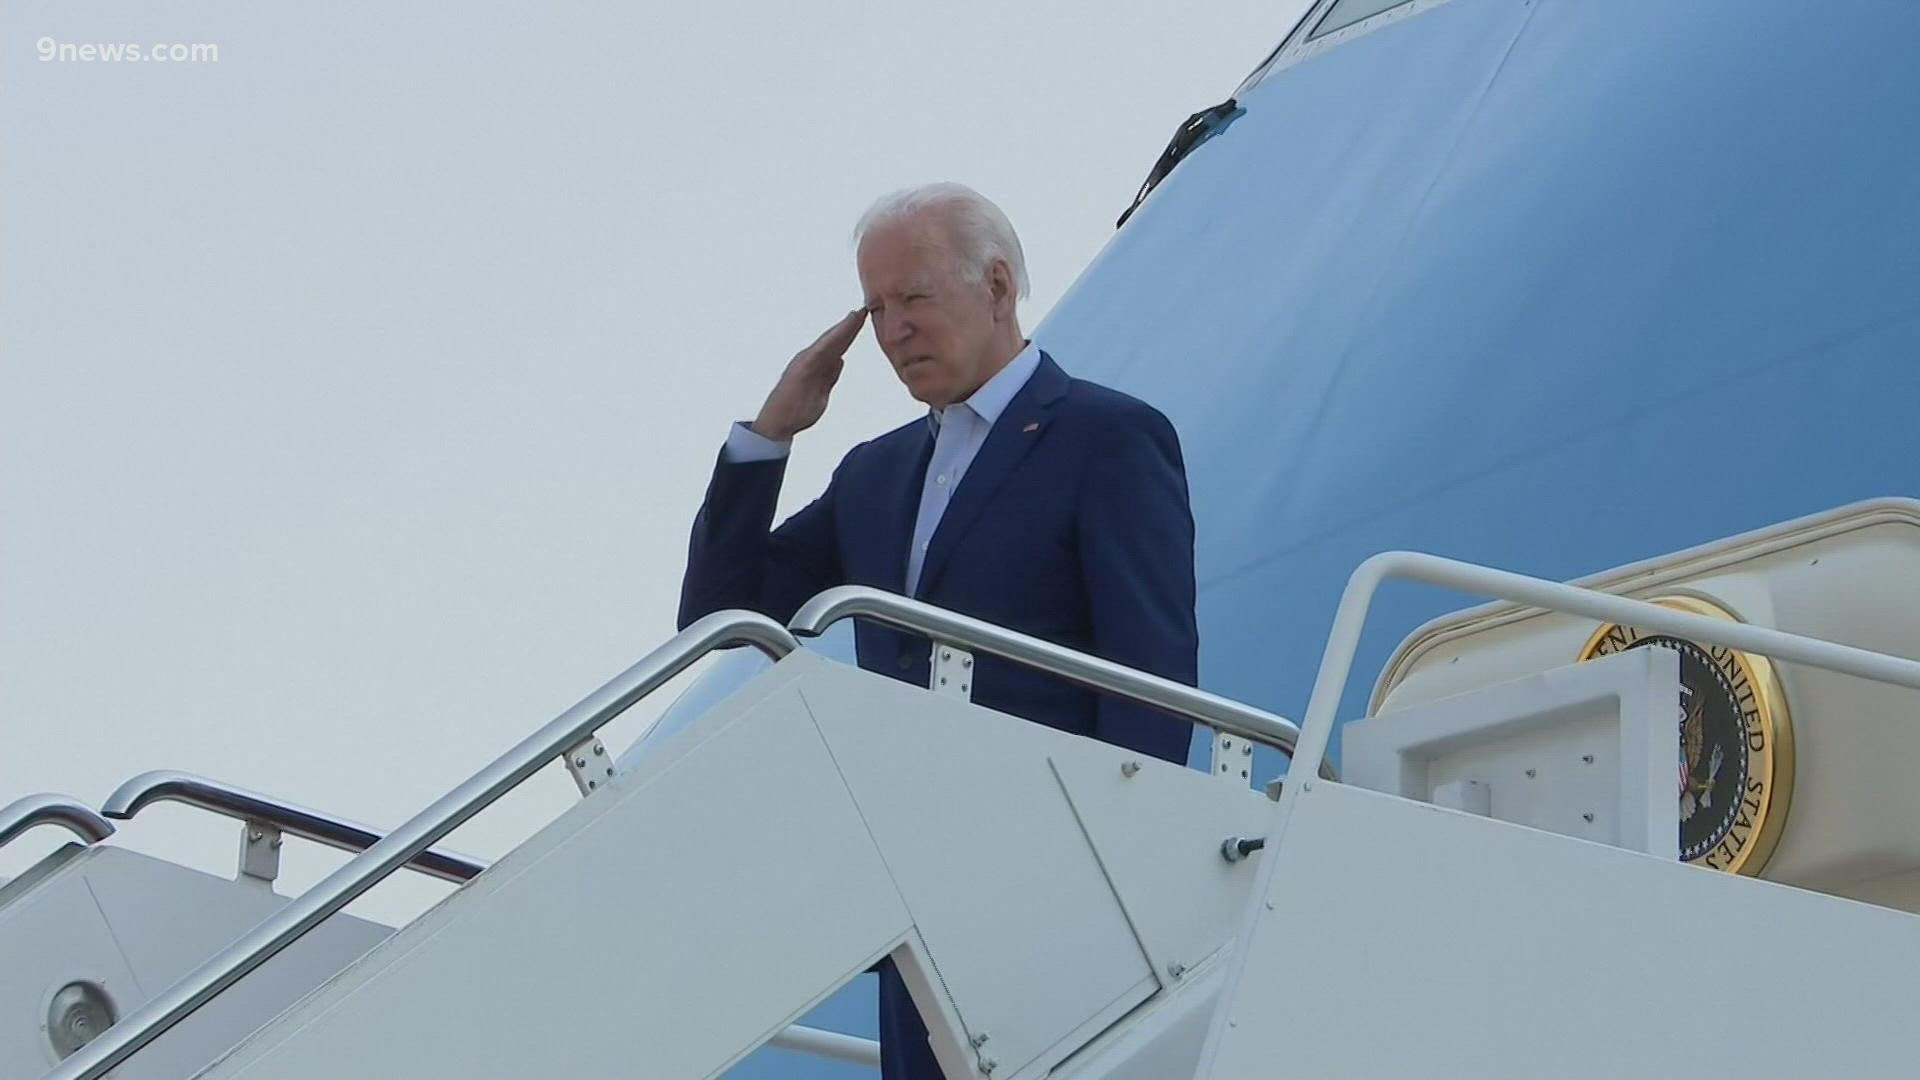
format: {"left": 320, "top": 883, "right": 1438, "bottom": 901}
{"left": 931, "top": 643, "right": 974, "bottom": 702}
{"left": 1213, "top": 730, "right": 1253, "bottom": 785}
{"left": 237, "top": 819, "right": 283, "bottom": 885}
{"left": 562, "top": 733, "right": 617, "bottom": 796}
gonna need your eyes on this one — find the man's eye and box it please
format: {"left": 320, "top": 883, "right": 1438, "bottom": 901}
{"left": 904, "top": 293, "right": 927, "bottom": 303}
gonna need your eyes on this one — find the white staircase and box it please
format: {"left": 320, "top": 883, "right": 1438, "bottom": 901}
{"left": 195, "top": 649, "right": 1273, "bottom": 1079}
{"left": 10, "top": 540, "right": 1920, "bottom": 1078}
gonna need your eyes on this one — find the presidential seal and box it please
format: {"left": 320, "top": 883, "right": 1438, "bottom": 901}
{"left": 1578, "top": 595, "right": 1794, "bottom": 875}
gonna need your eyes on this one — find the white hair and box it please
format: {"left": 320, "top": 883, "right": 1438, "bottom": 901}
{"left": 854, "top": 182, "right": 1030, "bottom": 300}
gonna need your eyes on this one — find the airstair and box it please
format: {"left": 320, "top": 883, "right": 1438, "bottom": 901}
{"left": 8, "top": 538, "right": 1920, "bottom": 1078}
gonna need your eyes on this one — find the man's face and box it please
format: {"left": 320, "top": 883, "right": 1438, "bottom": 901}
{"left": 857, "top": 213, "right": 1000, "bottom": 408}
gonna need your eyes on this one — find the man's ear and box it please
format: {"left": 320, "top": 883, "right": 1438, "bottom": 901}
{"left": 987, "top": 259, "right": 1016, "bottom": 319}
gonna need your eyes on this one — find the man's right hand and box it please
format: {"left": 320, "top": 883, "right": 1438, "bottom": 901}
{"left": 751, "top": 308, "right": 869, "bottom": 441}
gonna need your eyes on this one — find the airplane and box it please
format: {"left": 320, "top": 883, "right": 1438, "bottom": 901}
{"left": 5, "top": 0, "right": 1919, "bottom": 1076}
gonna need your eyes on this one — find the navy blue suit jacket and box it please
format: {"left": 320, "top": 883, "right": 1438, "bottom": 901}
{"left": 678, "top": 351, "right": 1196, "bottom": 764}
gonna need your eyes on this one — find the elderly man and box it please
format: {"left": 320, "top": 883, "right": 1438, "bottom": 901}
{"left": 677, "top": 183, "right": 1196, "bottom": 1079}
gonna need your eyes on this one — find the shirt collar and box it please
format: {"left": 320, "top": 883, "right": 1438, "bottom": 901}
{"left": 927, "top": 340, "right": 1042, "bottom": 435}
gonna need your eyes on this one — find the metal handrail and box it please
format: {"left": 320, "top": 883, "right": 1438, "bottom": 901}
{"left": 1283, "top": 550, "right": 1920, "bottom": 787}
{"left": 97, "top": 767, "right": 870, "bottom": 1068}
{"left": 788, "top": 585, "right": 1337, "bottom": 778}
{"left": 768, "top": 1025, "right": 882, "bottom": 1067}
{"left": 48, "top": 609, "right": 801, "bottom": 1080}
{"left": 102, "top": 770, "right": 488, "bottom": 886}
{"left": 0, "top": 794, "right": 115, "bottom": 850}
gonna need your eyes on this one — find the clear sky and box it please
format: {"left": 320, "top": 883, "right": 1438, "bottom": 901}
{"left": 1, "top": 0, "right": 1310, "bottom": 924}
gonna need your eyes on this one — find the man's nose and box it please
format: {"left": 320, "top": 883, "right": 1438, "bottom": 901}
{"left": 877, "top": 311, "right": 913, "bottom": 348}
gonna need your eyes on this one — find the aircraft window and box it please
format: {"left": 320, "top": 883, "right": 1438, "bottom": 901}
{"left": 1309, "top": 0, "right": 1416, "bottom": 39}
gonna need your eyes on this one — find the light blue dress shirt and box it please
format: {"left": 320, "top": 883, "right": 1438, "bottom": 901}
{"left": 722, "top": 340, "right": 1044, "bottom": 595}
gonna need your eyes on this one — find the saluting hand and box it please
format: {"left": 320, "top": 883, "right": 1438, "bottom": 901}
{"left": 750, "top": 308, "right": 869, "bottom": 441}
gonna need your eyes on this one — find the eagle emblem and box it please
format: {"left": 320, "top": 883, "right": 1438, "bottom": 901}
{"left": 1579, "top": 595, "right": 1794, "bottom": 876}
{"left": 1677, "top": 689, "right": 1724, "bottom": 824}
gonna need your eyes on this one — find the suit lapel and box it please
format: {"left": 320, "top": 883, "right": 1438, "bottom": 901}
{"left": 877, "top": 425, "right": 935, "bottom": 593}
{"left": 914, "top": 353, "right": 1070, "bottom": 599}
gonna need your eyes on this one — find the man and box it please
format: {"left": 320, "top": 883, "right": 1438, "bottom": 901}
{"left": 677, "top": 182, "right": 1196, "bottom": 1079}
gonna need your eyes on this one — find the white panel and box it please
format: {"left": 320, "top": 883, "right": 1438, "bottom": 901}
{"left": 86, "top": 848, "right": 393, "bottom": 1051}
{"left": 1048, "top": 960, "right": 1227, "bottom": 1080}
{"left": 206, "top": 654, "right": 912, "bottom": 1080}
{"left": 1050, "top": 751, "right": 1274, "bottom": 985}
{"left": 1372, "top": 501, "right": 1920, "bottom": 896}
{"left": 1845, "top": 867, "right": 1920, "bottom": 914}
{"left": 1204, "top": 781, "right": 1920, "bottom": 1079}
{"left": 1346, "top": 647, "right": 1678, "bottom": 858}
{"left": 1430, "top": 779, "right": 1488, "bottom": 814}
{"left": 1765, "top": 670, "right": 1920, "bottom": 885}
{"left": 0, "top": 869, "right": 143, "bottom": 1078}
{"left": 0, "top": 845, "right": 389, "bottom": 1080}
{"left": 796, "top": 663, "right": 1159, "bottom": 1079}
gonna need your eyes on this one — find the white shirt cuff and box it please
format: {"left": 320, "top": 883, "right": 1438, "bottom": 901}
{"left": 722, "top": 421, "right": 791, "bottom": 463}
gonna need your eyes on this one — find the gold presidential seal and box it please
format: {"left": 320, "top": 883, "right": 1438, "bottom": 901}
{"left": 1578, "top": 596, "right": 1794, "bottom": 875}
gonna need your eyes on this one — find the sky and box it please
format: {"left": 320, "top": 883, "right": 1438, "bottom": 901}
{"left": 1, "top": 0, "right": 1311, "bottom": 933}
